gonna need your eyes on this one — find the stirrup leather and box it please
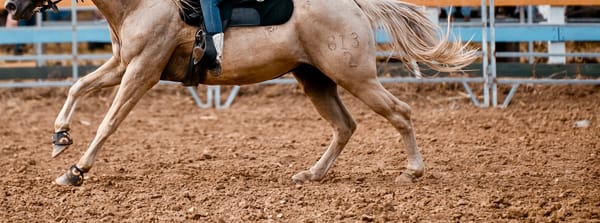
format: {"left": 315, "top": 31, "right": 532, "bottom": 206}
{"left": 193, "top": 30, "right": 207, "bottom": 65}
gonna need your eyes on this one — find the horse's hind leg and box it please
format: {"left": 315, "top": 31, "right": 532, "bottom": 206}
{"left": 340, "top": 78, "right": 424, "bottom": 183}
{"left": 52, "top": 57, "right": 125, "bottom": 157}
{"left": 291, "top": 66, "right": 357, "bottom": 184}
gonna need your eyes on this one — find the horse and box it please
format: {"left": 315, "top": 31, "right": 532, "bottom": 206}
{"left": 4, "top": 0, "right": 476, "bottom": 186}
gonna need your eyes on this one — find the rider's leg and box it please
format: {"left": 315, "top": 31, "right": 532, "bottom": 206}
{"left": 199, "top": 0, "right": 224, "bottom": 73}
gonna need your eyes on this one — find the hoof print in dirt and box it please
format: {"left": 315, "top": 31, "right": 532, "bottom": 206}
{"left": 395, "top": 172, "right": 418, "bottom": 184}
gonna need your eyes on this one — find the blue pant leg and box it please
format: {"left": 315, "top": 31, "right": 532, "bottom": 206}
{"left": 460, "top": 7, "right": 472, "bottom": 18}
{"left": 200, "top": 0, "right": 223, "bottom": 34}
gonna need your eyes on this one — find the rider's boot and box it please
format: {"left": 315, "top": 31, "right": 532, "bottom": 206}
{"left": 191, "top": 31, "right": 223, "bottom": 76}
{"left": 210, "top": 32, "right": 224, "bottom": 76}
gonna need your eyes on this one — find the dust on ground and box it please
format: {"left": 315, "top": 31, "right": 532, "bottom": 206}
{"left": 0, "top": 84, "right": 598, "bottom": 222}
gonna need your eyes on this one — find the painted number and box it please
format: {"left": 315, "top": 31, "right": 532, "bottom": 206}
{"left": 327, "top": 32, "right": 360, "bottom": 51}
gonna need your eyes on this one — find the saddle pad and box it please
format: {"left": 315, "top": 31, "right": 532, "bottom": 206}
{"left": 179, "top": 0, "right": 294, "bottom": 28}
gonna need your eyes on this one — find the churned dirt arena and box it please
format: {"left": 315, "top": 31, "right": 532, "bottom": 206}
{"left": 0, "top": 83, "right": 598, "bottom": 222}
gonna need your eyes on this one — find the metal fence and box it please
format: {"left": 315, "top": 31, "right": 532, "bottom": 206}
{"left": 0, "top": 0, "right": 599, "bottom": 108}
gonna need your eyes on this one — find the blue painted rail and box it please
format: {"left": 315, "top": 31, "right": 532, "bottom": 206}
{"left": 2, "top": 24, "right": 599, "bottom": 46}
{"left": 1, "top": 10, "right": 599, "bottom": 108}
{"left": 0, "top": 26, "right": 110, "bottom": 44}
{"left": 375, "top": 24, "right": 600, "bottom": 43}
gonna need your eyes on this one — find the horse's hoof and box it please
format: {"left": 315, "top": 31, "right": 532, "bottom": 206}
{"left": 52, "top": 144, "right": 70, "bottom": 158}
{"left": 291, "top": 170, "right": 314, "bottom": 184}
{"left": 52, "top": 131, "right": 73, "bottom": 158}
{"left": 395, "top": 172, "right": 417, "bottom": 185}
{"left": 54, "top": 165, "right": 85, "bottom": 186}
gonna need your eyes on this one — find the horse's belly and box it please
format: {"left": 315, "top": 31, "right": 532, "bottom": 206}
{"left": 202, "top": 61, "right": 301, "bottom": 85}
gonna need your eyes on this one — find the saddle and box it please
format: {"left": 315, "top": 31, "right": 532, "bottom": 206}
{"left": 180, "top": 0, "right": 294, "bottom": 28}
{"left": 180, "top": 0, "right": 294, "bottom": 86}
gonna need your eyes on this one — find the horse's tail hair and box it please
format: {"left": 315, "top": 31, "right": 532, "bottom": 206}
{"left": 355, "top": 0, "right": 477, "bottom": 73}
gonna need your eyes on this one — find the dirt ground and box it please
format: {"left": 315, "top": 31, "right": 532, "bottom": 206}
{"left": 0, "top": 83, "right": 598, "bottom": 222}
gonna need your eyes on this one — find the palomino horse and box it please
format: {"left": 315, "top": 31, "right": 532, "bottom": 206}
{"left": 5, "top": 0, "right": 476, "bottom": 186}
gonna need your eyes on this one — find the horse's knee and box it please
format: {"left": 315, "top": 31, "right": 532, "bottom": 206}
{"left": 53, "top": 83, "right": 84, "bottom": 131}
{"left": 67, "top": 79, "right": 87, "bottom": 98}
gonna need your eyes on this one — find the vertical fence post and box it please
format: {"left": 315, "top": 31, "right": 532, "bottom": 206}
{"left": 35, "top": 13, "right": 43, "bottom": 67}
{"left": 480, "top": 0, "right": 490, "bottom": 107}
{"left": 547, "top": 6, "right": 566, "bottom": 64}
{"left": 489, "top": 0, "right": 498, "bottom": 107}
{"left": 71, "top": 0, "right": 79, "bottom": 80}
{"left": 527, "top": 5, "right": 534, "bottom": 64}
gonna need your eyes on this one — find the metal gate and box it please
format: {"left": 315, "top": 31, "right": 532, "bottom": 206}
{"left": 1, "top": 0, "right": 599, "bottom": 108}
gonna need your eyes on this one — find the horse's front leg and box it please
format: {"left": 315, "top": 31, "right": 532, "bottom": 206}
{"left": 55, "top": 59, "right": 162, "bottom": 186}
{"left": 52, "top": 57, "right": 125, "bottom": 157}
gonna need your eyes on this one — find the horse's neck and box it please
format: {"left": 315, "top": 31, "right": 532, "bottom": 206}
{"left": 91, "top": 0, "right": 140, "bottom": 25}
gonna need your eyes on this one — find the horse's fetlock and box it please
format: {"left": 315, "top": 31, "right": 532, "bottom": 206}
{"left": 54, "top": 123, "right": 70, "bottom": 132}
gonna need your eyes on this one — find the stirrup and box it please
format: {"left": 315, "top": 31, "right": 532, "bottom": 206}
{"left": 192, "top": 30, "right": 206, "bottom": 65}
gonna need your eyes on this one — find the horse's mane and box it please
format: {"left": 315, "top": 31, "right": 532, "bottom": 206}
{"left": 171, "top": 0, "right": 198, "bottom": 13}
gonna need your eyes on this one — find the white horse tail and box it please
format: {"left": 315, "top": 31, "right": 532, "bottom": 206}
{"left": 355, "top": 0, "right": 477, "bottom": 72}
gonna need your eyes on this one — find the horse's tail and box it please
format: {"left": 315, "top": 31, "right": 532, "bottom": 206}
{"left": 355, "top": 0, "right": 477, "bottom": 72}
